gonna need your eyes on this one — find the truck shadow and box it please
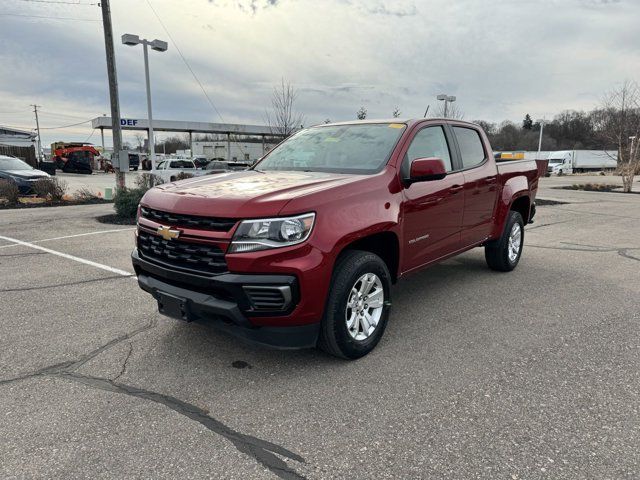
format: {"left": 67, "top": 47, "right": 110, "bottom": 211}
{"left": 155, "top": 251, "right": 494, "bottom": 372}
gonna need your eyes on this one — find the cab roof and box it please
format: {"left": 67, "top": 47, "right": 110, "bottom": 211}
{"left": 315, "top": 118, "right": 479, "bottom": 128}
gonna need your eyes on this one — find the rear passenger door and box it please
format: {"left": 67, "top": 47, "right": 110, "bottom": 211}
{"left": 400, "top": 124, "right": 465, "bottom": 272}
{"left": 451, "top": 125, "right": 499, "bottom": 247}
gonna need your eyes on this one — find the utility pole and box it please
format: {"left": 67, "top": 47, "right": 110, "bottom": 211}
{"left": 31, "top": 104, "right": 42, "bottom": 165}
{"left": 100, "top": 0, "right": 125, "bottom": 190}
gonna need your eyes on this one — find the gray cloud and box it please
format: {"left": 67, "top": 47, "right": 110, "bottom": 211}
{"left": 1, "top": 0, "right": 639, "bottom": 145}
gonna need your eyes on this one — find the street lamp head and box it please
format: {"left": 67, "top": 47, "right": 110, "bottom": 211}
{"left": 436, "top": 94, "right": 447, "bottom": 101}
{"left": 121, "top": 34, "right": 141, "bottom": 46}
{"left": 447, "top": 96, "right": 456, "bottom": 102}
{"left": 150, "top": 39, "right": 168, "bottom": 52}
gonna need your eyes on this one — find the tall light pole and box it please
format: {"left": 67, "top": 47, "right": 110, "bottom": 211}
{"left": 437, "top": 94, "right": 456, "bottom": 118}
{"left": 121, "top": 34, "right": 168, "bottom": 173}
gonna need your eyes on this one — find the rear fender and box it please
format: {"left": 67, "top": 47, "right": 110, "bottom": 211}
{"left": 491, "top": 176, "right": 529, "bottom": 239}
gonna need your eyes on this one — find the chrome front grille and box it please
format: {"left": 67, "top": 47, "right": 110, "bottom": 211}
{"left": 140, "top": 206, "right": 237, "bottom": 232}
{"left": 137, "top": 230, "right": 227, "bottom": 275}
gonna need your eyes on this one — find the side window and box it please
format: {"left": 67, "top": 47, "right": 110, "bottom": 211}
{"left": 405, "top": 126, "right": 453, "bottom": 171}
{"left": 453, "top": 127, "right": 486, "bottom": 169}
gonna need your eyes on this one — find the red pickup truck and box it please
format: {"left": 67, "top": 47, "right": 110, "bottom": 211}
{"left": 132, "top": 119, "right": 544, "bottom": 359}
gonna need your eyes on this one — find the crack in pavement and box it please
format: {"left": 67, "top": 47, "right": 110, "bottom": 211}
{"left": 57, "top": 372, "right": 307, "bottom": 480}
{"left": 0, "top": 274, "right": 131, "bottom": 293}
{"left": 526, "top": 220, "right": 571, "bottom": 230}
{"left": 0, "top": 251, "right": 48, "bottom": 257}
{"left": 0, "top": 314, "right": 308, "bottom": 479}
{"left": 528, "top": 242, "right": 640, "bottom": 262}
{"left": 112, "top": 342, "right": 133, "bottom": 382}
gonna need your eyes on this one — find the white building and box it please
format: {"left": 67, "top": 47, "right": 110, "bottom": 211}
{"left": 192, "top": 140, "right": 280, "bottom": 162}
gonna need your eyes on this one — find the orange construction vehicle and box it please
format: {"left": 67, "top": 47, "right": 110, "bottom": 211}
{"left": 51, "top": 142, "right": 100, "bottom": 173}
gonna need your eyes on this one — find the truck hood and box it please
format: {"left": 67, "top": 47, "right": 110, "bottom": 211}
{"left": 142, "top": 170, "right": 367, "bottom": 218}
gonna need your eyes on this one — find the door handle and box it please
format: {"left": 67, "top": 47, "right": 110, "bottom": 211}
{"left": 449, "top": 185, "right": 464, "bottom": 194}
{"left": 484, "top": 177, "right": 497, "bottom": 184}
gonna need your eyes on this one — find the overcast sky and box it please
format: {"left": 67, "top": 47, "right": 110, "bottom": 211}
{"left": 1, "top": 0, "right": 639, "bottom": 146}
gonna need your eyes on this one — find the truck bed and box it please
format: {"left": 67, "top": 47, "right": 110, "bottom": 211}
{"left": 497, "top": 158, "right": 549, "bottom": 179}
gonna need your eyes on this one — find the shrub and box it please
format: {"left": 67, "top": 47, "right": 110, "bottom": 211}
{"left": 114, "top": 187, "right": 146, "bottom": 219}
{"left": 174, "top": 172, "right": 194, "bottom": 181}
{"left": 32, "top": 177, "right": 68, "bottom": 201}
{"left": 73, "top": 188, "right": 100, "bottom": 202}
{"left": 569, "top": 183, "right": 620, "bottom": 192}
{"left": 0, "top": 179, "right": 19, "bottom": 204}
{"left": 135, "top": 173, "right": 164, "bottom": 189}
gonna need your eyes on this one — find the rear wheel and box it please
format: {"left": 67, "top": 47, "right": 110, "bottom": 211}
{"left": 485, "top": 211, "right": 524, "bottom": 272}
{"left": 318, "top": 250, "right": 391, "bottom": 359}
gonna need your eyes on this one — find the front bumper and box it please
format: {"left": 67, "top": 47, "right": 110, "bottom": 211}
{"left": 132, "top": 249, "right": 320, "bottom": 349}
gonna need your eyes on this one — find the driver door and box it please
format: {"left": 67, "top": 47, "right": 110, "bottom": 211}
{"left": 401, "top": 125, "right": 464, "bottom": 272}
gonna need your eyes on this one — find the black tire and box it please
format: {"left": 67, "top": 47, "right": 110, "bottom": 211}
{"left": 485, "top": 211, "right": 524, "bottom": 272}
{"left": 133, "top": 167, "right": 139, "bottom": 171}
{"left": 318, "top": 250, "right": 392, "bottom": 359}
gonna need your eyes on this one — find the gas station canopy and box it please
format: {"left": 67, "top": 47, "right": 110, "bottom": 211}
{"left": 91, "top": 117, "right": 283, "bottom": 137}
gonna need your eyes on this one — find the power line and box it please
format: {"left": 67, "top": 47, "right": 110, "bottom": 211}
{"left": 39, "top": 110, "right": 98, "bottom": 120}
{"left": 15, "top": 0, "right": 98, "bottom": 5}
{"left": 0, "top": 12, "right": 100, "bottom": 21}
{"left": 145, "top": 0, "right": 224, "bottom": 122}
{"left": 84, "top": 128, "right": 97, "bottom": 142}
{"left": 39, "top": 119, "right": 94, "bottom": 129}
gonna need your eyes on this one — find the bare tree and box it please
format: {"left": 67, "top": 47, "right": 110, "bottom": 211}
{"left": 134, "top": 133, "right": 145, "bottom": 152}
{"left": 433, "top": 101, "right": 464, "bottom": 120}
{"left": 594, "top": 80, "right": 640, "bottom": 192}
{"left": 265, "top": 78, "right": 304, "bottom": 137}
{"left": 392, "top": 107, "right": 401, "bottom": 118}
{"left": 356, "top": 106, "right": 367, "bottom": 120}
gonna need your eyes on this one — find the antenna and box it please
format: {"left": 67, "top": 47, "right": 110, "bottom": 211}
{"left": 423, "top": 105, "right": 430, "bottom": 118}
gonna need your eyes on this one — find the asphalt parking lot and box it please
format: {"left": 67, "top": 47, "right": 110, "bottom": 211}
{"left": 1, "top": 179, "right": 639, "bottom": 479}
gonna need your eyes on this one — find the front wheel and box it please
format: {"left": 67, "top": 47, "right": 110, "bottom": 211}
{"left": 485, "top": 211, "right": 524, "bottom": 272}
{"left": 318, "top": 250, "right": 391, "bottom": 359}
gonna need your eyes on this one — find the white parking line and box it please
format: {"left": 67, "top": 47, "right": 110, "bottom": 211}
{"left": 0, "top": 234, "right": 134, "bottom": 277}
{"left": 0, "top": 228, "right": 134, "bottom": 250}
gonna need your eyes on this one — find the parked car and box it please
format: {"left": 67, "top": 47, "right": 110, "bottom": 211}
{"left": 155, "top": 159, "right": 203, "bottom": 182}
{"left": 191, "top": 156, "right": 210, "bottom": 169}
{"left": 204, "top": 160, "right": 251, "bottom": 174}
{"left": 132, "top": 119, "right": 545, "bottom": 359}
{"left": 0, "top": 155, "right": 50, "bottom": 194}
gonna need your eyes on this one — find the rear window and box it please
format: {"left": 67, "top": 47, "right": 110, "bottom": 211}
{"left": 169, "top": 160, "right": 195, "bottom": 169}
{"left": 453, "top": 127, "right": 486, "bottom": 169}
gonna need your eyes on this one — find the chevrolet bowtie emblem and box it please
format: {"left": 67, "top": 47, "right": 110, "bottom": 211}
{"left": 157, "top": 225, "right": 180, "bottom": 241}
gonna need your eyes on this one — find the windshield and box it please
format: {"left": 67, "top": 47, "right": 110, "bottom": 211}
{"left": 0, "top": 157, "right": 32, "bottom": 171}
{"left": 549, "top": 159, "right": 563, "bottom": 164}
{"left": 256, "top": 123, "right": 406, "bottom": 174}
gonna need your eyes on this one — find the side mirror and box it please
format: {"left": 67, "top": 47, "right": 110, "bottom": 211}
{"left": 408, "top": 157, "right": 447, "bottom": 183}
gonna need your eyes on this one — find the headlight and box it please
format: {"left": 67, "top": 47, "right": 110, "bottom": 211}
{"left": 228, "top": 213, "right": 315, "bottom": 253}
